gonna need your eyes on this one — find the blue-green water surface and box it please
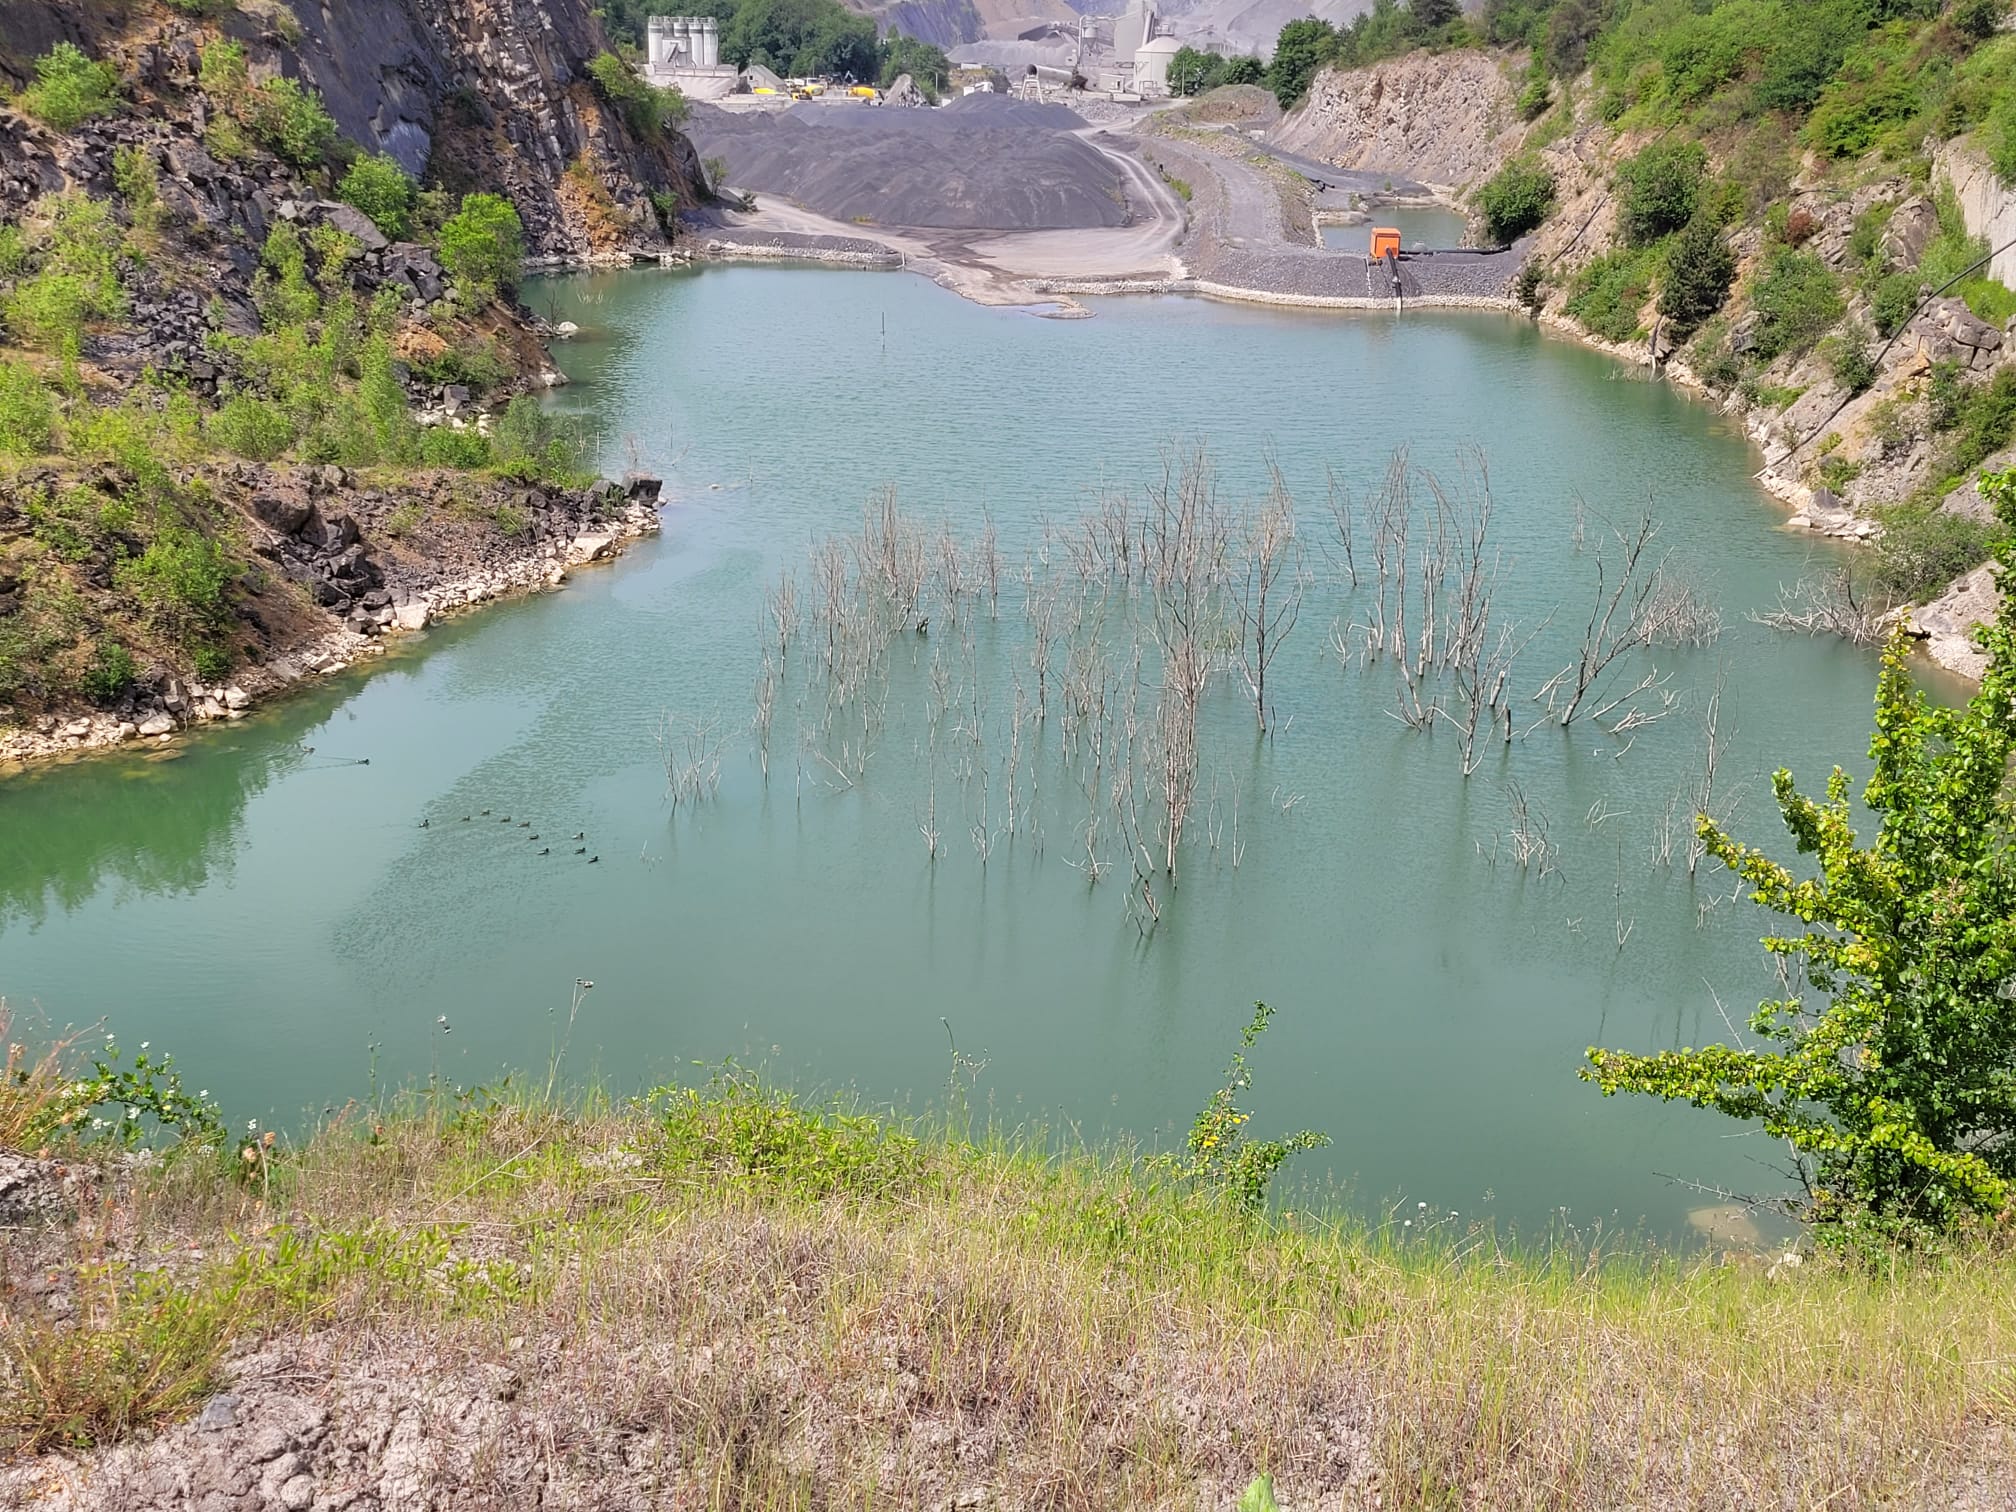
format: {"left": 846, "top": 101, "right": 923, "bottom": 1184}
{"left": 0, "top": 266, "right": 1882, "bottom": 1237}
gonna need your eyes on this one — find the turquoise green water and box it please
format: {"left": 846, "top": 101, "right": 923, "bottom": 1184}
{"left": 2, "top": 266, "right": 1883, "bottom": 1236}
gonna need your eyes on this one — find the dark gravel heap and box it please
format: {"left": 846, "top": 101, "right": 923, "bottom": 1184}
{"left": 687, "top": 102, "right": 1134, "bottom": 232}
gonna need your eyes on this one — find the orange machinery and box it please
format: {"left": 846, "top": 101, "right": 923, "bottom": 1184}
{"left": 1367, "top": 227, "right": 1403, "bottom": 260}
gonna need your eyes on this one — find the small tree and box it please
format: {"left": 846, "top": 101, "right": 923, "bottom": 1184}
{"left": 1657, "top": 212, "right": 1735, "bottom": 334}
{"left": 1585, "top": 470, "right": 2016, "bottom": 1247}
{"left": 1474, "top": 157, "right": 1556, "bottom": 244}
{"left": 1617, "top": 140, "right": 1705, "bottom": 247}
{"left": 18, "top": 42, "right": 120, "bottom": 130}
{"left": 338, "top": 153, "right": 417, "bottom": 239}
{"left": 1267, "top": 18, "right": 1339, "bottom": 109}
{"left": 437, "top": 193, "right": 525, "bottom": 300}
{"left": 1181, "top": 1003, "right": 1330, "bottom": 1213}
{"left": 242, "top": 76, "right": 338, "bottom": 168}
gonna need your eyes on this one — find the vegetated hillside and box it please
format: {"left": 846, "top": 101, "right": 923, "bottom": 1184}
{"left": 1271, "top": 0, "right": 2016, "bottom": 660}
{"left": 0, "top": 0, "right": 702, "bottom": 757}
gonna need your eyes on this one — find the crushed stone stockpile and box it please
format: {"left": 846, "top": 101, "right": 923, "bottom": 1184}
{"left": 686, "top": 96, "right": 1134, "bottom": 231}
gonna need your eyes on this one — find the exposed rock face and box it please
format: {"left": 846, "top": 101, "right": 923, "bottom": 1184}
{"left": 1939, "top": 139, "right": 2016, "bottom": 290}
{"left": 0, "top": 1150, "right": 65, "bottom": 1225}
{"left": 1270, "top": 51, "right": 1523, "bottom": 190}
{"left": 283, "top": 0, "right": 706, "bottom": 262}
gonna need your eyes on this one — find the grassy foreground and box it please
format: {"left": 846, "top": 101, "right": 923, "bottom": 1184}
{"left": 4, "top": 1067, "right": 2016, "bottom": 1508}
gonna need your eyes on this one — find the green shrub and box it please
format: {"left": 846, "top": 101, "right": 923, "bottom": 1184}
{"left": 1952, "top": 0, "right": 2006, "bottom": 38}
{"left": 1986, "top": 85, "right": 2016, "bottom": 188}
{"left": 242, "top": 77, "right": 338, "bottom": 168}
{"left": 652, "top": 1070, "right": 925, "bottom": 1201}
{"left": 1616, "top": 141, "right": 1705, "bottom": 247}
{"left": 436, "top": 193, "right": 524, "bottom": 299}
{"left": 1749, "top": 247, "right": 1844, "bottom": 360}
{"left": 1868, "top": 505, "right": 1997, "bottom": 597}
{"left": 209, "top": 394, "right": 295, "bottom": 460}
{"left": 112, "top": 146, "right": 164, "bottom": 238}
{"left": 0, "top": 361, "right": 56, "bottom": 455}
{"left": 1566, "top": 246, "right": 1655, "bottom": 342}
{"left": 1657, "top": 213, "right": 1735, "bottom": 333}
{"left": 79, "top": 641, "right": 137, "bottom": 704}
{"left": 1806, "top": 40, "right": 1923, "bottom": 158}
{"left": 118, "top": 524, "right": 235, "bottom": 636}
{"left": 409, "top": 338, "right": 511, "bottom": 395}
{"left": 1828, "top": 322, "right": 1878, "bottom": 395}
{"left": 419, "top": 427, "right": 491, "bottom": 468}
{"left": 490, "top": 396, "right": 591, "bottom": 484}
{"left": 17, "top": 43, "right": 120, "bottom": 130}
{"left": 1919, "top": 191, "right": 2016, "bottom": 325}
{"left": 1474, "top": 157, "right": 1556, "bottom": 244}
{"left": 1872, "top": 270, "right": 1921, "bottom": 336}
{"left": 337, "top": 154, "right": 416, "bottom": 240}
{"left": 1935, "top": 368, "right": 2016, "bottom": 483}
{"left": 197, "top": 39, "right": 248, "bottom": 100}
{"left": 3, "top": 195, "right": 128, "bottom": 373}
{"left": 586, "top": 52, "right": 688, "bottom": 140}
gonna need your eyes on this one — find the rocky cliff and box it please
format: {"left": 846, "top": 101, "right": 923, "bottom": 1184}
{"left": 0, "top": 0, "right": 705, "bottom": 764}
{"left": 1269, "top": 50, "right": 1524, "bottom": 191}
{"left": 0, "top": 0, "right": 707, "bottom": 263}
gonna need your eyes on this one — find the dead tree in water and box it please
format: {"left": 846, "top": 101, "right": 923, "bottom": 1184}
{"left": 1536, "top": 505, "right": 1683, "bottom": 728}
{"left": 1752, "top": 570, "right": 1882, "bottom": 644}
{"left": 1236, "top": 465, "right": 1304, "bottom": 732}
{"left": 1140, "top": 444, "right": 1229, "bottom": 876}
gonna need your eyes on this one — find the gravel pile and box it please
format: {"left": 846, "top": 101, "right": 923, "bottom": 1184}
{"left": 687, "top": 102, "right": 1131, "bottom": 231}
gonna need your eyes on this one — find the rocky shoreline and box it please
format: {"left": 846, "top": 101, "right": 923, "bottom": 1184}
{"left": 0, "top": 476, "right": 664, "bottom": 771}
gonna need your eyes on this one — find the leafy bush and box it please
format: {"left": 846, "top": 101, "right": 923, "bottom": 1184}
{"left": 436, "top": 193, "right": 525, "bottom": 299}
{"left": 1805, "top": 35, "right": 1923, "bottom": 158}
{"left": 1566, "top": 246, "right": 1655, "bottom": 341}
{"left": 1951, "top": 0, "right": 2006, "bottom": 38}
{"left": 197, "top": 39, "right": 248, "bottom": 100}
{"left": 2, "top": 194, "right": 129, "bottom": 374}
{"left": 1868, "top": 504, "right": 1996, "bottom": 597}
{"left": 1657, "top": 213, "right": 1735, "bottom": 333}
{"left": 1177, "top": 1003, "right": 1329, "bottom": 1214}
{"left": 490, "top": 396, "right": 592, "bottom": 484}
{"left": 118, "top": 524, "right": 235, "bottom": 637}
{"left": 652, "top": 1069, "right": 925, "bottom": 1201}
{"left": 586, "top": 52, "right": 688, "bottom": 140}
{"left": 1617, "top": 141, "right": 1705, "bottom": 247}
{"left": 1871, "top": 270, "right": 1921, "bottom": 336}
{"left": 242, "top": 77, "right": 338, "bottom": 168}
{"left": 0, "top": 360, "right": 56, "bottom": 455}
{"left": 79, "top": 641, "right": 137, "bottom": 704}
{"left": 1828, "top": 322, "right": 1879, "bottom": 394}
{"left": 209, "top": 393, "right": 295, "bottom": 461}
{"left": 418, "top": 427, "right": 491, "bottom": 468}
{"left": 1474, "top": 157, "right": 1556, "bottom": 244}
{"left": 1587, "top": 540, "right": 2016, "bottom": 1246}
{"left": 337, "top": 154, "right": 416, "bottom": 240}
{"left": 18, "top": 43, "right": 120, "bottom": 130}
{"left": 1749, "top": 247, "right": 1844, "bottom": 360}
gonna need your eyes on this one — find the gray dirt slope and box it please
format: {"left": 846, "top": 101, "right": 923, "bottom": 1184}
{"left": 686, "top": 98, "right": 1133, "bottom": 231}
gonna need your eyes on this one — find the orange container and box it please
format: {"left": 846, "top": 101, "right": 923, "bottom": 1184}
{"left": 1368, "top": 227, "right": 1402, "bottom": 260}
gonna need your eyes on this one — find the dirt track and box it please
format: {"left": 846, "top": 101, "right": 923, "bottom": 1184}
{"left": 685, "top": 96, "right": 1525, "bottom": 312}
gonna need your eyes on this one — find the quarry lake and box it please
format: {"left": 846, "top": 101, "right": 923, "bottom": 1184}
{"left": 3, "top": 266, "right": 1891, "bottom": 1238}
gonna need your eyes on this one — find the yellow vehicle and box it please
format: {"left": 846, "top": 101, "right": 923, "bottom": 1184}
{"left": 848, "top": 85, "right": 880, "bottom": 99}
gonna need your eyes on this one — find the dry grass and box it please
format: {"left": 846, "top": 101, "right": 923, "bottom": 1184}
{"left": 0, "top": 1002, "right": 76, "bottom": 1151}
{"left": 6, "top": 1083, "right": 2016, "bottom": 1507}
